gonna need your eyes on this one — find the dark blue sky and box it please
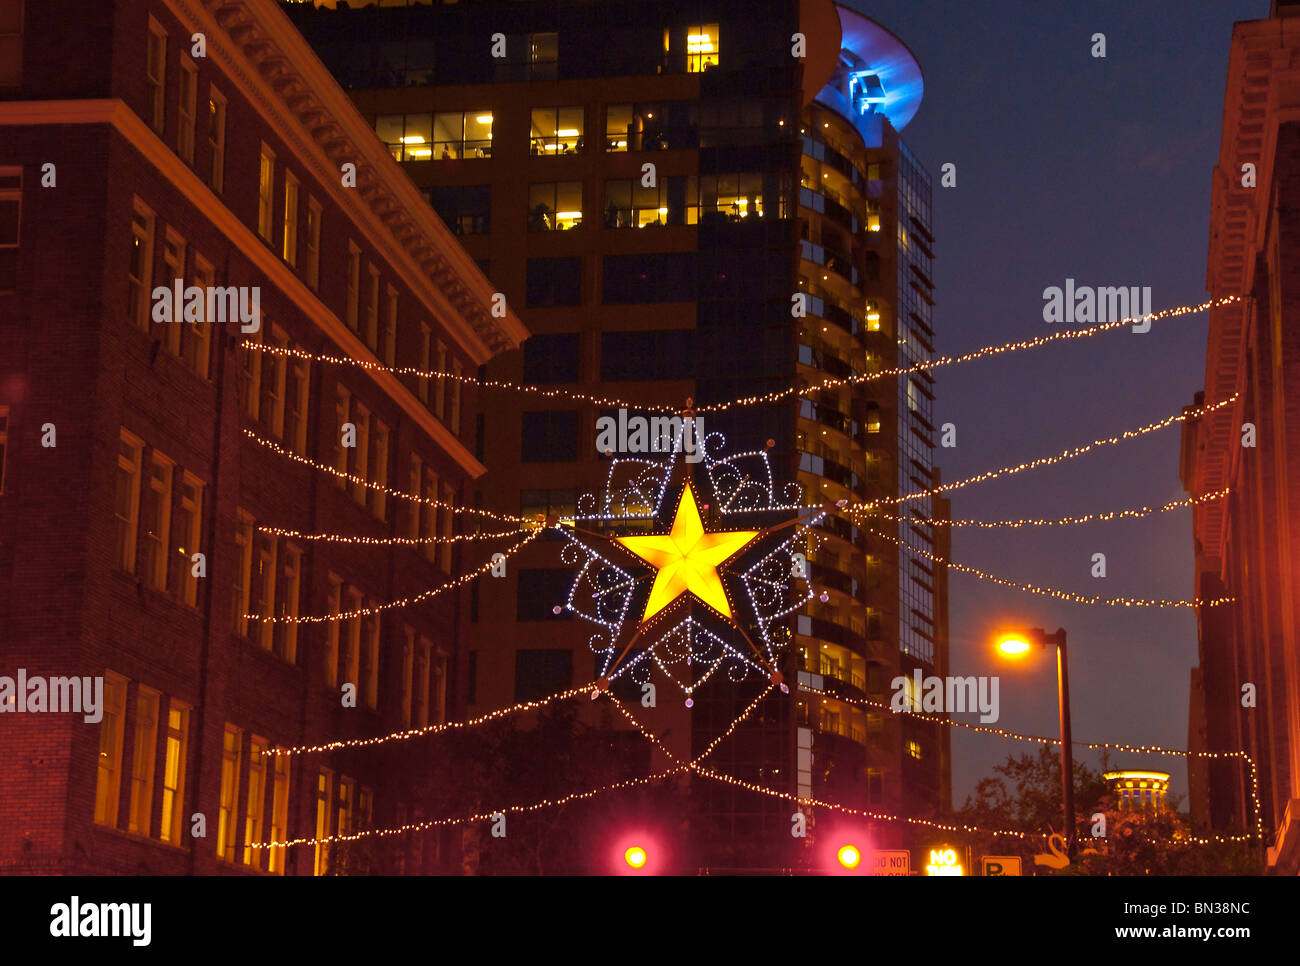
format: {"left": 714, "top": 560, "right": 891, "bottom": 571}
{"left": 844, "top": 0, "right": 1268, "bottom": 805}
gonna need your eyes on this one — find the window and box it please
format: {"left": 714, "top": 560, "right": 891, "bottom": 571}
{"left": 528, "top": 32, "right": 558, "bottom": 78}
{"left": 375, "top": 112, "right": 433, "bottom": 162}
{"left": 324, "top": 576, "right": 342, "bottom": 688}
{"left": 241, "top": 325, "right": 262, "bottom": 421}
{"left": 114, "top": 431, "right": 143, "bottom": 573}
{"left": 523, "top": 333, "right": 580, "bottom": 384}
{"left": 528, "top": 182, "right": 582, "bottom": 231}
{"left": 417, "top": 324, "right": 432, "bottom": 405}
{"left": 218, "top": 725, "right": 243, "bottom": 861}
{"left": 231, "top": 512, "right": 252, "bottom": 636}
{"left": 421, "top": 467, "right": 439, "bottom": 564}
{"left": 146, "top": 19, "right": 166, "bottom": 133}
{"left": 865, "top": 403, "right": 881, "bottom": 434}
{"left": 0, "top": 167, "right": 16, "bottom": 291}
{"left": 0, "top": 0, "right": 22, "bottom": 87}
{"left": 520, "top": 488, "right": 575, "bottom": 530}
{"left": 314, "top": 768, "right": 333, "bottom": 875}
{"left": 368, "top": 418, "right": 389, "bottom": 520}
{"left": 93, "top": 672, "right": 129, "bottom": 827}
{"left": 343, "top": 588, "right": 363, "bottom": 690}
{"left": 281, "top": 171, "right": 298, "bottom": 266}
{"left": 160, "top": 230, "right": 185, "bottom": 357}
{"left": 127, "top": 199, "right": 155, "bottom": 330}
{"left": 448, "top": 360, "right": 463, "bottom": 437}
{"left": 401, "top": 627, "right": 415, "bottom": 727}
{"left": 603, "top": 178, "right": 674, "bottom": 228}
{"left": 433, "top": 341, "right": 447, "bottom": 418}
{"left": 605, "top": 101, "right": 699, "bottom": 152}
{"left": 160, "top": 700, "right": 190, "bottom": 844}
{"left": 438, "top": 481, "right": 455, "bottom": 572}
{"left": 424, "top": 184, "right": 491, "bottom": 236}
{"left": 305, "top": 198, "right": 321, "bottom": 289}
{"left": 520, "top": 410, "right": 578, "bottom": 462}
{"left": 600, "top": 330, "right": 695, "bottom": 381}
{"left": 530, "top": 107, "right": 583, "bottom": 155}
{"left": 349, "top": 402, "right": 370, "bottom": 506}
{"left": 688, "top": 172, "right": 771, "bottom": 223}
{"left": 207, "top": 86, "right": 226, "bottom": 193}
{"left": 601, "top": 252, "right": 696, "bottom": 305}
{"left": 365, "top": 263, "right": 380, "bottom": 350}
{"left": 907, "top": 739, "right": 923, "bottom": 760}
{"left": 185, "top": 255, "right": 213, "bottom": 378}
{"left": 345, "top": 242, "right": 360, "bottom": 330}
{"left": 516, "top": 569, "right": 575, "bottom": 622}
{"left": 336, "top": 777, "right": 355, "bottom": 843}
{"left": 127, "top": 686, "right": 160, "bottom": 836}
{"left": 284, "top": 353, "right": 310, "bottom": 456}
{"left": 431, "top": 111, "right": 492, "bottom": 160}
{"left": 333, "top": 385, "right": 350, "bottom": 489}
{"left": 0, "top": 405, "right": 8, "bottom": 494}
{"left": 250, "top": 529, "right": 276, "bottom": 651}
{"left": 175, "top": 473, "right": 203, "bottom": 607}
{"left": 273, "top": 544, "right": 300, "bottom": 663}
{"left": 360, "top": 613, "right": 380, "bottom": 710}
{"left": 525, "top": 257, "right": 581, "bottom": 308}
{"left": 514, "top": 649, "right": 572, "bottom": 702}
{"left": 243, "top": 736, "right": 267, "bottom": 867}
{"left": 407, "top": 454, "right": 423, "bottom": 540}
{"left": 178, "top": 56, "right": 197, "bottom": 164}
{"left": 257, "top": 144, "right": 275, "bottom": 241}
{"left": 259, "top": 324, "right": 289, "bottom": 439}
{"left": 685, "top": 24, "right": 719, "bottom": 72}
{"left": 140, "top": 451, "right": 174, "bottom": 591}
{"left": 269, "top": 754, "right": 290, "bottom": 874}
{"left": 382, "top": 285, "right": 397, "bottom": 366}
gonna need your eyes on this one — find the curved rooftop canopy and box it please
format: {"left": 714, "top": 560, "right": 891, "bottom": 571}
{"left": 814, "top": 3, "right": 924, "bottom": 135}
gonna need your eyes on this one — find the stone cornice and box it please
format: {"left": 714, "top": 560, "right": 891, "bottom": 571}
{"left": 168, "top": 0, "right": 529, "bottom": 364}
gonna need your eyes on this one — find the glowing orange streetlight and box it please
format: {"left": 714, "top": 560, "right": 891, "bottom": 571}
{"left": 836, "top": 844, "right": 861, "bottom": 870}
{"left": 994, "top": 626, "right": 1075, "bottom": 860}
{"left": 624, "top": 846, "right": 648, "bottom": 870}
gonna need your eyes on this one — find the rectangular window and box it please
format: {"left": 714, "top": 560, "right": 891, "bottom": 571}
{"left": 0, "top": 167, "right": 18, "bottom": 291}
{"left": 424, "top": 184, "right": 491, "bottom": 235}
{"left": 231, "top": 512, "right": 253, "bottom": 636}
{"left": 525, "top": 257, "right": 582, "bottom": 308}
{"left": 160, "top": 700, "right": 190, "bottom": 844}
{"left": 685, "top": 24, "right": 719, "bottom": 72}
{"left": 324, "top": 576, "right": 341, "bottom": 688}
{"left": 529, "top": 106, "right": 583, "bottom": 155}
{"left": 184, "top": 254, "right": 213, "bottom": 378}
{"left": 160, "top": 229, "right": 186, "bottom": 358}
{"left": 449, "top": 360, "right": 463, "bottom": 437}
{"left": 175, "top": 473, "right": 203, "bottom": 607}
{"left": 146, "top": 19, "right": 166, "bottom": 133}
{"left": 127, "top": 686, "right": 160, "bottom": 836}
{"left": 243, "top": 736, "right": 267, "bottom": 867}
{"left": 281, "top": 171, "right": 298, "bottom": 266}
{"left": 127, "top": 199, "right": 155, "bottom": 330}
{"left": 433, "top": 341, "right": 447, "bottom": 418}
{"left": 382, "top": 286, "right": 397, "bottom": 366}
{"left": 401, "top": 628, "right": 415, "bottom": 727}
{"left": 115, "top": 431, "right": 144, "bottom": 573}
{"left": 368, "top": 418, "right": 389, "bottom": 520}
{"left": 333, "top": 385, "right": 350, "bottom": 488}
{"left": 431, "top": 111, "right": 492, "bottom": 159}
{"left": 241, "top": 325, "right": 262, "bottom": 421}
{"left": 421, "top": 468, "right": 438, "bottom": 564}
{"left": 259, "top": 325, "right": 288, "bottom": 439}
{"left": 407, "top": 453, "right": 423, "bottom": 540}
{"left": 365, "top": 264, "right": 380, "bottom": 350}
{"left": 528, "top": 32, "right": 558, "bottom": 79}
{"left": 217, "top": 725, "right": 243, "bottom": 861}
{"left": 601, "top": 252, "right": 696, "bottom": 304}
{"left": 523, "top": 333, "right": 580, "bottom": 385}
{"left": 361, "top": 613, "right": 380, "bottom": 710}
{"left": 520, "top": 410, "right": 578, "bottom": 462}
{"left": 273, "top": 543, "right": 300, "bottom": 663}
{"left": 336, "top": 777, "right": 355, "bottom": 842}
{"left": 600, "top": 330, "right": 695, "bottom": 381}
{"left": 140, "top": 451, "right": 174, "bottom": 591}
{"left": 284, "top": 355, "right": 310, "bottom": 456}
{"left": 417, "top": 324, "right": 432, "bottom": 405}
{"left": 516, "top": 569, "right": 576, "bottom": 622}
{"left": 413, "top": 640, "right": 430, "bottom": 728}
{"left": 528, "top": 182, "right": 582, "bottom": 231}
{"left": 343, "top": 588, "right": 362, "bottom": 690}
{"left": 350, "top": 403, "right": 370, "bottom": 506}
{"left": 314, "top": 768, "right": 334, "bottom": 875}
{"left": 514, "top": 649, "right": 572, "bottom": 702}
{"left": 376, "top": 112, "right": 433, "bottom": 162}
{"left": 438, "top": 481, "right": 455, "bottom": 573}
{"left": 93, "top": 672, "right": 129, "bottom": 828}
{"left": 178, "top": 56, "right": 198, "bottom": 164}
{"left": 305, "top": 197, "right": 321, "bottom": 289}
{"left": 0, "top": 0, "right": 23, "bottom": 87}
{"left": 345, "top": 243, "right": 360, "bottom": 330}
{"left": 257, "top": 144, "right": 275, "bottom": 241}
{"left": 250, "top": 528, "right": 277, "bottom": 651}
{"left": 603, "top": 178, "right": 674, "bottom": 228}
{"left": 269, "top": 753, "right": 290, "bottom": 874}
{"left": 207, "top": 86, "right": 226, "bottom": 193}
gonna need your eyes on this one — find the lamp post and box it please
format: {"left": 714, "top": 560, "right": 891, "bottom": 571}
{"left": 996, "top": 626, "right": 1075, "bottom": 860}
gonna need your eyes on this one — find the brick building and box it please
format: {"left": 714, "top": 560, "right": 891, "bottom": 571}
{"left": 1181, "top": 0, "right": 1300, "bottom": 874}
{"left": 286, "top": 0, "right": 951, "bottom": 869}
{"left": 0, "top": 0, "right": 525, "bottom": 874}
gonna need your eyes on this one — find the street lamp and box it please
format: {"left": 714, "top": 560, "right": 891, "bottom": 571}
{"left": 995, "top": 626, "right": 1075, "bottom": 860}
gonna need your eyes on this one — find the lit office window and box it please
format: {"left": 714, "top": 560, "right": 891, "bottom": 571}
{"left": 160, "top": 700, "right": 190, "bottom": 843}
{"left": 281, "top": 171, "right": 298, "bottom": 266}
{"left": 314, "top": 768, "right": 334, "bottom": 875}
{"left": 217, "top": 724, "right": 243, "bottom": 861}
{"left": 376, "top": 113, "right": 433, "bottom": 162}
{"left": 530, "top": 106, "right": 583, "bottom": 155}
{"left": 431, "top": 111, "right": 492, "bottom": 159}
{"left": 243, "top": 736, "right": 267, "bottom": 867}
{"left": 685, "top": 24, "right": 719, "bottom": 72}
{"left": 603, "top": 178, "right": 670, "bottom": 228}
{"left": 268, "top": 753, "right": 290, "bottom": 874}
{"left": 528, "top": 182, "right": 582, "bottom": 230}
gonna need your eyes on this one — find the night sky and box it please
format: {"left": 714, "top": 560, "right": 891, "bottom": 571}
{"left": 844, "top": 0, "right": 1268, "bottom": 806}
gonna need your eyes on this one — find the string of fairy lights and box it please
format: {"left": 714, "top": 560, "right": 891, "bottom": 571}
{"left": 255, "top": 524, "right": 529, "bottom": 545}
{"left": 245, "top": 294, "right": 1242, "bottom": 415}
{"left": 864, "top": 486, "right": 1230, "bottom": 530}
{"left": 869, "top": 525, "right": 1234, "bottom": 609}
{"left": 845, "top": 393, "right": 1237, "bottom": 511}
{"left": 799, "top": 684, "right": 1262, "bottom": 843}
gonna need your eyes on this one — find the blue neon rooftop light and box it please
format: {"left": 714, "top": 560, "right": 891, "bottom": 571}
{"left": 816, "top": 4, "right": 924, "bottom": 134}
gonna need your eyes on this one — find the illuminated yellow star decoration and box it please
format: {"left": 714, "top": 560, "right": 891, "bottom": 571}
{"left": 617, "top": 483, "right": 759, "bottom": 623}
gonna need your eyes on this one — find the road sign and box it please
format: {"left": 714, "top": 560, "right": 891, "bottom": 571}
{"left": 868, "top": 849, "right": 911, "bottom": 876}
{"left": 981, "top": 855, "right": 1023, "bottom": 876}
